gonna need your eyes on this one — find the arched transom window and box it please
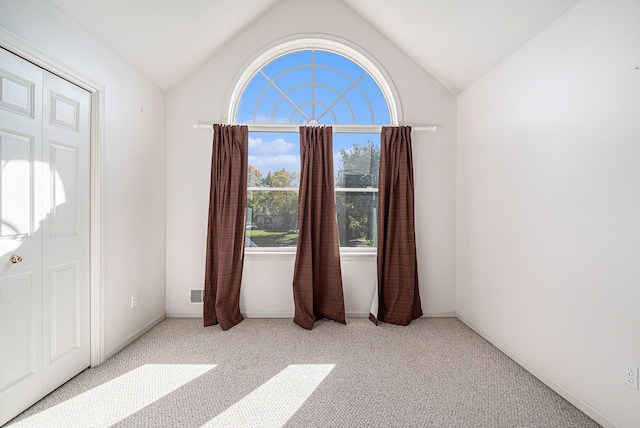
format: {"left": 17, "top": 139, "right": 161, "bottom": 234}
{"left": 235, "top": 49, "right": 391, "bottom": 125}
{"left": 230, "top": 39, "right": 398, "bottom": 250}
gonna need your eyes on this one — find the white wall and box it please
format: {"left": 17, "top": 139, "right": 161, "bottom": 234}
{"left": 166, "top": 0, "right": 457, "bottom": 318}
{"left": 457, "top": 0, "right": 640, "bottom": 426}
{"left": 0, "top": 0, "right": 167, "bottom": 357}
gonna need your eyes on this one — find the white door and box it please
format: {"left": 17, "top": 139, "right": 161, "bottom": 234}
{"left": 0, "top": 47, "right": 90, "bottom": 425}
{"left": 0, "top": 46, "right": 44, "bottom": 426}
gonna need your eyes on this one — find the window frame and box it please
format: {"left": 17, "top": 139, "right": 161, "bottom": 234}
{"left": 227, "top": 37, "right": 400, "bottom": 127}
{"left": 229, "top": 37, "right": 400, "bottom": 254}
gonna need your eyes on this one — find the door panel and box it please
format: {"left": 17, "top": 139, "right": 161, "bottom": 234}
{"left": 0, "top": 272, "right": 37, "bottom": 390}
{"left": 49, "top": 142, "right": 79, "bottom": 237}
{"left": 49, "top": 262, "right": 80, "bottom": 362}
{"left": 41, "top": 68, "right": 90, "bottom": 395}
{"left": 0, "top": 47, "right": 44, "bottom": 425}
{"left": 0, "top": 130, "right": 34, "bottom": 239}
{"left": 0, "top": 47, "right": 90, "bottom": 425}
{"left": 0, "top": 271, "right": 42, "bottom": 421}
{"left": 0, "top": 68, "right": 35, "bottom": 118}
{"left": 50, "top": 91, "right": 80, "bottom": 132}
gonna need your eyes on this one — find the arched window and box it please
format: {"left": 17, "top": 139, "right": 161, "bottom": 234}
{"left": 235, "top": 49, "right": 391, "bottom": 125}
{"left": 230, "top": 39, "right": 398, "bottom": 250}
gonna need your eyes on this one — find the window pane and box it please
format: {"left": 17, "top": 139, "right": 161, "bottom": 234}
{"left": 334, "top": 133, "right": 380, "bottom": 189}
{"left": 236, "top": 49, "right": 391, "bottom": 125}
{"left": 246, "top": 190, "right": 299, "bottom": 248}
{"left": 359, "top": 76, "right": 391, "bottom": 124}
{"left": 248, "top": 132, "right": 300, "bottom": 187}
{"left": 262, "top": 50, "right": 312, "bottom": 79}
{"left": 336, "top": 191, "right": 378, "bottom": 247}
{"left": 334, "top": 133, "right": 379, "bottom": 248}
{"left": 236, "top": 73, "right": 269, "bottom": 123}
{"left": 315, "top": 50, "right": 365, "bottom": 82}
{"left": 247, "top": 131, "right": 300, "bottom": 248}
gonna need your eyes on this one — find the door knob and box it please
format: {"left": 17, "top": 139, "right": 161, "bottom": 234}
{"left": 10, "top": 255, "right": 22, "bottom": 264}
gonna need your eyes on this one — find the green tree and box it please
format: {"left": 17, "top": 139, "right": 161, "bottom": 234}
{"left": 335, "top": 141, "right": 380, "bottom": 246}
{"left": 247, "top": 166, "right": 265, "bottom": 221}
{"left": 248, "top": 165, "right": 263, "bottom": 187}
{"left": 247, "top": 167, "right": 299, "bottom": 231}
{"left": 261, "top": 169, "right": 299, "bottom": 230}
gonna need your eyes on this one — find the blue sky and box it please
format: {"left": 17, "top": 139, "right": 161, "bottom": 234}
{"left": 248, "top": 132, "right": 379, "bottom": 184}
{"left": 237, "top": 50, "right": 390, "bottom": 125}
{"left": 242, "top": 49, "right": 388, "bottom": 183}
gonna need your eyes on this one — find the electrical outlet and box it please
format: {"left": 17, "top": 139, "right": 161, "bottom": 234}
{"left": 624, "top": 362, "right": 638, "bottom": 390}
{"left": 131, "top": 293, "right": 138, "bottom": 308}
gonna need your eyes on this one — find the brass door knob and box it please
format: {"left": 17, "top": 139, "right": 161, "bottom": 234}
{"left": 10, "top": 255, "right": 22, "bottom": 264}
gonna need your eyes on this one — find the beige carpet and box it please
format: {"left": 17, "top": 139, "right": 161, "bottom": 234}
{"left": 7, "top": 318, "right": 600, "bottom": 427}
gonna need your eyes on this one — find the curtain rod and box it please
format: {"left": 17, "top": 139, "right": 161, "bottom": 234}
{"left": 192, "top": 122, "right": 438, "bottom": 132}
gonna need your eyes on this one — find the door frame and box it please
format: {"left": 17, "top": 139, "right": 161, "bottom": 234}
{"left": 0, "top": 27, "right": 106, "bottom": 366}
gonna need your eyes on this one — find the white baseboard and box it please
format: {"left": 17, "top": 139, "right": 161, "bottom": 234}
{"left": 166, "top": 312, "right": 202, "bottom": 318}
{"left": 166, "top": 312, "right": 294, "bottom": 319}
{"left": 243, "top": 312, "right": 293, "bottom": 318}
{"left": 422, "top": 311, "right": 457, "bottom": 317}
{"left": 165, "top": 311, "right": 458, "bottom": 319}
{"left": 456, "top": 313, "right": 618, "bottom": 428}
{"left": 105, "top": 313, "right": 165, "bottom": 360}
{"left": 347, "top": 311, "right": 370, "bottom": 318}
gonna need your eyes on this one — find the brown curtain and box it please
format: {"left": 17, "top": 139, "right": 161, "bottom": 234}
{"left": 204, "top": 124, "right": 248, "bottom": 330}
{"left": 292, "top": 126, "right": 346, "bottom": 330}
{"left": 370, "top": 126, "right": 423, "bottom": 326}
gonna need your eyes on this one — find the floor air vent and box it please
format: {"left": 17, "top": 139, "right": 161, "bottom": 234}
{"left": 190, "top": 289, "right": 204, "bottom": 303}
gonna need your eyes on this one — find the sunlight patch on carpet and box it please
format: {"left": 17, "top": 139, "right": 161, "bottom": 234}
{"left": 201, "top": 364, "right": 335, "bottom": 428}
{"left": 11, "top": 364, "right": 216, "bottom": 427}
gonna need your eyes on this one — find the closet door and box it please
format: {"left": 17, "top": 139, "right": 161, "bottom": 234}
{"left": 41, "top": 67, "right": 91, "bottom": 395}
{"left": 0, "top": 46, "right": 45, "bottom": 426}
{"left": 0, "top": 47, "right": 91, "bottom": 425}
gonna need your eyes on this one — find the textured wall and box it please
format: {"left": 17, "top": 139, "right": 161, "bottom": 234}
{"left": 457, "top": 0, "right": 640, "bottom": 425}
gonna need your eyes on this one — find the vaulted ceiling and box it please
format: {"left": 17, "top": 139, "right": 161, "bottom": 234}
{"left": 45, "top": 0, "right": 580, "bottom": 93}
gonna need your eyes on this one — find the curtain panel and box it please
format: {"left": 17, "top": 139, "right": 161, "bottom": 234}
{"left": 292, "top": 126, "right": 346, "bottom": 330}
{"left": 203, "top": 124, "right": 248, "bottom": 330}
{"left": 370, "top": 126, "right": 423, "bottom": 326}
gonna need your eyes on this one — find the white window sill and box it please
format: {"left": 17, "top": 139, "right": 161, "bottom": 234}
{"left": 245, "top": 248, "right": 376, "bottom": 260}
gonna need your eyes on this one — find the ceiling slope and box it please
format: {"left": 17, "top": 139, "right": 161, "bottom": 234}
{"left": 46, "top": 0, "right": 282, "bottom": 90}
{"left": 46, "top": 0, "right": 580, "bottom": 93}
{"left": 342, "top": 0, "right": 581, "bottom": 93}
